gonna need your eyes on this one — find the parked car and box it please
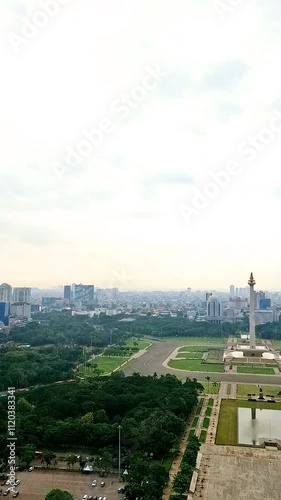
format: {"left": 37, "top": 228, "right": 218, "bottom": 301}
{"left": 82, "top": 495, "right": 88, "bottom": 500}
{"left": 15, "top": 481, "right": 20, "bottom": 486}
{"left": 12, "top": 492, "right": 19, "bottom": 498}
{"left": 117, "top": 488, "right": 125, "bottom": 494}
{"left": 91, "top": 480, "right": 97, "bottom": 486}
{"left": 3, "top": 489, "right": 10, "bottom": 496}
{"left": 100, "top": 482, "right": 105, "bottom": 487}
{"left": 28, "top": 467, "right": 34, "bottom": 472}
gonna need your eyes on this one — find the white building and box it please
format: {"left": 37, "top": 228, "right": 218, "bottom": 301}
{"left": 10, "top": 302, "right": 31, "bottom": 320}
{"left": 0, "top": 283, "right": 12, "bottom": 302}
{"left": 255, "top": 310, "right": 274, "bottom": 325}
{"left": 13, "top": 287, "right": 31, "bottom": 303}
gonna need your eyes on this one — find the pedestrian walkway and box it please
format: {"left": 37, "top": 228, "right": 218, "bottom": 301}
{"left": 162, "top": 409, "right": 196, "bottom": 500}
{"left": 218, "top": 382, "right": 228, "bottom": 398}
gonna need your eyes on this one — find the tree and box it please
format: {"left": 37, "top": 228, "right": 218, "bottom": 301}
{"left": 19, "top": 444, "right": 35, "bottom": 467}
{"left": 41, "top": 451, "right": 56, "bottom": 468}
{"left": 66, "top": 454, "right": 77, "bottom": 469}
{"left": 44, "top": 489, "right": 74, "bottom": 500}
{"left": 99, "top": 450, "right": 112, "bottom": 473}
{"left": 205, "top": 376, "right": 210, "bottom": 393}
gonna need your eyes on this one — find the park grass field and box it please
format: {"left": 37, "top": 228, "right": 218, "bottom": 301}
{"left": 124, "top": 339, "right": 150, "bottom": 350}
{"left": 176, "top": 351, "right": 204, "bottom": 359}
{"left": 237, "top": 384, "right": 281, "bottom": 398}
{"left": 216, "top": 399, "right": 281, "bottom": 445}
{"left": 90, "top": 356, "right": 129, "bottom": 374}
{"left": 272, "top": 340, "right": 281, "bottom": 349}
{"left": 202, "top": 417, "right": 210, "bottom": 429}
{"left": 199, "top": 430, "right": 207, "bottom": 442}
{"left": 192, "top": 416, "right": 199, "bottom": 427}
{"left": 163, "top": 337, "right": 227, "bottom": 345}
{"left": 236, "top": 365, "right": 275, "bottom": 375}
{"left": 205, "top": 406, "right": 212, "bottom": 416}
{"left": 198, "top": 381, "right": 220, "bottom": 394}
{"left": 178, "top": 346, "right": 207, "bottom": 353}
{"left": 168, "top": 358, "right": 224, "bottom": 372}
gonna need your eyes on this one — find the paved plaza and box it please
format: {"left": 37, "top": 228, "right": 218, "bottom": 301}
{"left": 204, "top": 445, "right": 281, "bottom": 500}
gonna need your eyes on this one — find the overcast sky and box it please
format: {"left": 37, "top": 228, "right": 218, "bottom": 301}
{"left": 1, "top": 0, "right": 281, "bottom": 290}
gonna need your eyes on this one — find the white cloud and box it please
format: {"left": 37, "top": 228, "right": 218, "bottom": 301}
{"left": 1, "top": 0, "right": 281, "bottom": 288}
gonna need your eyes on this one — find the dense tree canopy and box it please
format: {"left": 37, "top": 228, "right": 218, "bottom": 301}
{"left": 0, "top": 373, "right": 201, "bottom": 465}
{"left": 45, "top": 489, "right": 74, "bottom": 500}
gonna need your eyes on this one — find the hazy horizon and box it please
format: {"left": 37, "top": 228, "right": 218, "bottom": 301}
{"left": 1, "top": 1, "right": 281, "bottom": 290}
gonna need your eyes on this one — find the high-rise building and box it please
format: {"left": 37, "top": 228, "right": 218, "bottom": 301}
{"left": 13, "top": 287, "right": 31, "bottom": 303}
{"left": 259, "top": 298, "right": 271, "bottom": 310}
{"left": 207, "top": 295, "right": 221, "bottom": 317}
{"left": 72, "top": 284, "right": 94, "bottom": 306}
{"left": 10, "top": 302, "right": 31, "bottom": 320}
{"left": 229, "top": 285, "right": 235, "bottom": 297}
{"left": 64, "top": 285, "right": 72, "bottom": 302}
{"left": 0, "top": 302, "right": 10, "bottom": 326}
{"left": 0, "top": 283, "right": 12, "bottom": 303}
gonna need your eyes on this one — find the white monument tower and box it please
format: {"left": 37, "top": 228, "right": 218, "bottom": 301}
{"left": 248, "top": 272, "right": 256, "bottom": 349}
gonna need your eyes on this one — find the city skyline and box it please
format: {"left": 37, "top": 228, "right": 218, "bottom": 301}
{"left": 0, "top": 276, "right": 279, "bottom": 292}
{"left": 1, "top": 1, "right": 281, "bottom": 288}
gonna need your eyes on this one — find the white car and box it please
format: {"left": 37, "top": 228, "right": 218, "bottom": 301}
{"left": 28, "top": 466, "right": 34, "bottom": 472}
{"left": 82, "top": 496, "right": 88, "bottom": 500}
{"left": 15, "top": 480, "right": 20, "bottom": 486}
{"left": 91, "top": 480, "right": 97, "bottom": 486}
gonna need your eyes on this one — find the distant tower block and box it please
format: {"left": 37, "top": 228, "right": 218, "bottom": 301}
{"left": 248, "top": 272, "right": 256, "bottom": 349}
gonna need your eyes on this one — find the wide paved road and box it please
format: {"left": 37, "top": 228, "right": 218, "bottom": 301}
{"left": 122, "top": 340, "right": 281, "bottom": 385}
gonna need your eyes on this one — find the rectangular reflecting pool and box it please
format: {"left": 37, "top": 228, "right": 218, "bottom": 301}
{"left": 238, "top": 408, "right": 281, "bottom": 445}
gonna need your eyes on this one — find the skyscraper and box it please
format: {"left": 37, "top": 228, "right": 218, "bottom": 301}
{"left": 229, "top": 284, "right": 235, "bottom": 297}
{"left": 72, "top": 284, "right": 94, "bottom": 306}
{"left": 64, "top": 285, "right": 72, "bottom": 302}
{"left": 0, "top": 283, "right": 12, "bottom": 302}
{"left": 207, "top": 295, "right": 221, "bottom": 317}
{"left": 0, "top": 302, "right": 10, "bottom": 326}
{"left": 13, "top": 287, "right": 31, "bottom": 303}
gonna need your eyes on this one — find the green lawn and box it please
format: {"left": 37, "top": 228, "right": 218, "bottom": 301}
{"left": 124, "top": 339, "right": 150, "bottom": 350}
{"left": 237, "top": 384, "right": 281, "bottom": 398}
{"left": 89, "top": 356, "right": 129, "bottom": 374}
{"left": 272, "top": 340, "right": 281, "bottom": 349}
{"left": 202, "top": 417, "right": 210, "bottom": 429}
{"left": 164, "top": 337, "right": 227, "bottom": 345}
{"left": 208, "top": 398, "right": 214, "bottom": 406}
{"left": 178, "top": 346, "right": 206, "bottom": 353}
{"left": 188, "top": 429, "right": 195, "bottom": 440}
{"left": 176, "top": 352, "right": 204, "bottom": 359}
{"left": 236, "top": 365, "right": 275, "bottom": 375}
{"left": 168, "top": 359, "right": 224, "bottom": 372}
{"left": 216, "top": 399, "right": 281, "bottom": 445}
{"left": 207, "top": 349, "right": 223, "bottom": 361}
{"left": 198, "top": 382, "right": 220, "bottom": 394}
{"left": 199, "top": 430, "right": 207, "bottom": 443}
{"left": 191, "top": 416, "right": 199, "bottom": 427}
{"left": 205, "top": 407, "right": 212, "bottom": 416}
{"left": 196, "top": 405, "right": 203, "bottom": 416}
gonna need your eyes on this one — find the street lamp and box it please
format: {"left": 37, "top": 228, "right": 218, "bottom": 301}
{"left": 118, "top": 425, "right": 121, "bottom": 481}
